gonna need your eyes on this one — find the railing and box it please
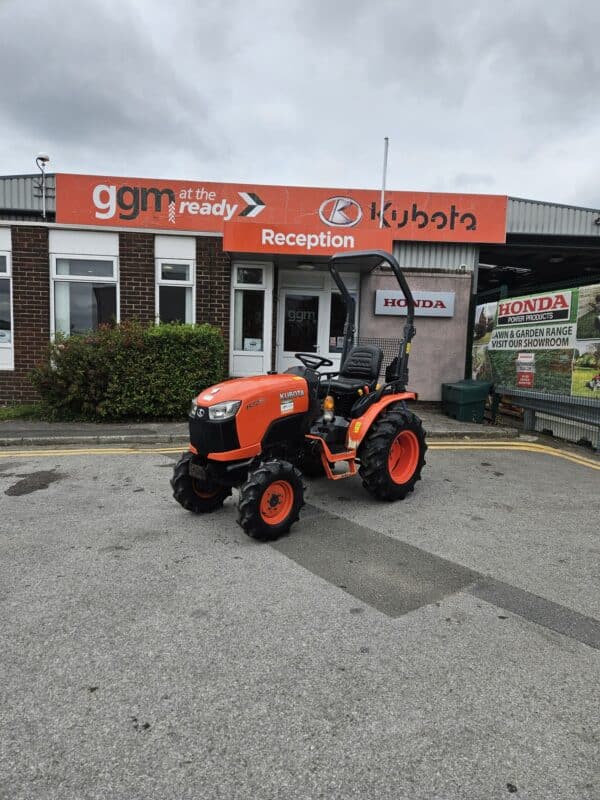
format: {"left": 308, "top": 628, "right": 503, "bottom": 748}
{"left": 494, "top": 386, "right": 600, "bottom": 450}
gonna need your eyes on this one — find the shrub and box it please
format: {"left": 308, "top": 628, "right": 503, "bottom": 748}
{"left": 30, "top": 322, "right": 226, "bottom": 421}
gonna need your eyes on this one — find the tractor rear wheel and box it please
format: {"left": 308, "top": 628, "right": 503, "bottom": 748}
{"left": 358, "top": 407, "right": 426, "bottom": 501}
{"left": 238, "top": 460, "right": 305, "bottom": 541}
{"left": 171, "top": 452, "right": 231, "bottom": 513}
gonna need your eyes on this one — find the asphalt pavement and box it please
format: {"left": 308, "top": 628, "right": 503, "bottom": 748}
{"left": 0, "top": 441, "right": 598, "bottom": 800}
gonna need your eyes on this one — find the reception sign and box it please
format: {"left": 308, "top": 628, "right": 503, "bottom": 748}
{"left": 223, "top": 221, "right": 393, "bottom": 256}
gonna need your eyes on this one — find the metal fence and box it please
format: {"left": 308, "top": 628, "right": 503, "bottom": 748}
{"left": 494, "top": 386, "right": 600, "bottom": 450}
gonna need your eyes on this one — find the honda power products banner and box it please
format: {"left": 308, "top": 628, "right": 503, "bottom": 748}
{"left": 472, "top": 284, "right": 600, "bottom": 398}
{"left": 56, "top": 174, "right": 507, "bottom": 255}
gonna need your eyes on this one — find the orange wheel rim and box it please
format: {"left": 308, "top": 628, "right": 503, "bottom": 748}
{"left": 192, "top": 480, "right": 219, "bottom": 499}
{"left": 388, "top": 430, "right": 420, "bottom": 485}
{"left": 260, "top": 480, "right": 294, "bottom": 525}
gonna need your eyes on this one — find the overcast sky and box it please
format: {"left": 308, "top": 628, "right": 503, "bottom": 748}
{"left": 2, "top": 0, "right": 600, "bottom": 206}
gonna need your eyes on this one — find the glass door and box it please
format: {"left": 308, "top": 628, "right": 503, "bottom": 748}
{"left": 277, "top": 291, "right": 322, "bottom": 372}
{"left": 276, "top": 276, "right": 360, "bottom": 374}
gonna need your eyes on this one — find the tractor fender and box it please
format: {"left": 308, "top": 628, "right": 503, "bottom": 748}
{"left": 345, "top": 392, "right": 417, "bottom": 450}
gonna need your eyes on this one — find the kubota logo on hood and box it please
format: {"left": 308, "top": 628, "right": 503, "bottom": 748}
{"left": 318, "top": 196, "right": 363, "bottom": 227}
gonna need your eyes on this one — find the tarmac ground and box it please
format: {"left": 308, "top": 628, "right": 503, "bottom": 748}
{"left": 0, "top": 437, "right": 598, "bottom": 800}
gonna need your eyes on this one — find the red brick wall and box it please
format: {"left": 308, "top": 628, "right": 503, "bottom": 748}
{"left": 196, "top": 236, "right": 231, "bottom": 339}
{"left": 0, "top": 227, "right": 50, "bottom": 403}
{"left": 119, "top": 232, "right": 155, "bottom": 323}
{"left": 0, "top": 229, "right": 232, "bottom": 403}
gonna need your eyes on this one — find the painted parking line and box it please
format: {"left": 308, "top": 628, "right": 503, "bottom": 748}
{"left": 0, "top": 440, "right": 598, "bottom": 470}
{"left": 428, "top": 440, "right": 600, "bottom": 471}
{"left": 0, "top": 445, "right": 184, "bottom": 459}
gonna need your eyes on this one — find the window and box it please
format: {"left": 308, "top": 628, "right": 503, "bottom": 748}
{"left": 52, "top": 256, "right": 118, "bottom": 336}
{"left": 233, "top": 265, "right": 265, "bottom": 351}
{"left": 156, "top": 260, "right": 195, "bottom": 324}
{"left": 236, "top": 266, "right": 263, "bottom": 285}
{"left": 0, "top": 252, "right": 12, "bottom": 340}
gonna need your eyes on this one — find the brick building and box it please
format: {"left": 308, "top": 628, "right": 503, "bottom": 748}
{"left": 2, "top": 172, "right": 600, "bottom": 404}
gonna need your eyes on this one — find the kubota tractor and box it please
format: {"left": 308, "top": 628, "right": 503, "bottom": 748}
{"left": 171, "top": 250, "right": 427, "bottom": 540}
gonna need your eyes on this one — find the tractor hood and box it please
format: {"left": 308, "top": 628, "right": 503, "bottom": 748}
{"left": 194, "top": 373, "right": 309, "bottom": 407}
{"left": 191, "top": 372, "right": 312, "bottom": 458}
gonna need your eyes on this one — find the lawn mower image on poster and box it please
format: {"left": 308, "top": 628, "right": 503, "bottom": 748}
{"left": 171, "top": 249, "right": 427, "bottom": 541}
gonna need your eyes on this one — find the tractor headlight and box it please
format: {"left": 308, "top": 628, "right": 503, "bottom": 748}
{"left": 208, "top": 400, "right": 241, "bottom": 421}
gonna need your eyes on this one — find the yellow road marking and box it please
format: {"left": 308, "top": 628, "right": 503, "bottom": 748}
{"left": 0, "top": 440, "right": 597, "bottom": 470}
{"left": 428, "top": 441, "right": 600, "bottom": 471}
{"left": 0, "top": 446, "right": 183, "bottom": 459}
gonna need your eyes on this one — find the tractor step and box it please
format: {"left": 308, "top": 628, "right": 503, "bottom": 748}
{"left": 305, "top": 435, "right": 357, "bottom": 480}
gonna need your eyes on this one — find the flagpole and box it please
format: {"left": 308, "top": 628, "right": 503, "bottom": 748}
{"left": 379, "top": 137, "right": 389, "bottom": 229}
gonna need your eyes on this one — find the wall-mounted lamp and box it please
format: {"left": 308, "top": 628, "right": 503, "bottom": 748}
{"left": 297, "top": 263, "right": 315, "bottom": 271}
{"left": 35, "top": 152, "right": 50, "bottom": 220}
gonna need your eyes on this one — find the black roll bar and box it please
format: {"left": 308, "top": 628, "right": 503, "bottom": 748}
{"left": 328, "top": 259, "right": 356, "bottom": 367}
{"left": 327, "top": 249, "right": 416, "bottom": 390}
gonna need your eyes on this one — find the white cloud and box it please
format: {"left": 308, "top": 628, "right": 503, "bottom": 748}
{"left": 1, "top": 0, "right": 599, "bottom": 206}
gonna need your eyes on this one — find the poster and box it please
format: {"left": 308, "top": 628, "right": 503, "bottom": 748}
{"left": 472, "top": 284, "right": 600, "bottom": 398}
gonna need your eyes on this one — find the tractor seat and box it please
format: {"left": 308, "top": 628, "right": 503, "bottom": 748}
{"left": 328, "top": 345, "right": 383, "bottom": 394}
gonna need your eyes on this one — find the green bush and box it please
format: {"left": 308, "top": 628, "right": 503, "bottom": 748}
{"left": 30, "top": 322, "right": 226, "bottom": 421}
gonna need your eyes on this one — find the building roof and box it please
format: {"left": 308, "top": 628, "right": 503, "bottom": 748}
{"left": 507, "top": 196, "right": 600, "bottom": 237}
{"left": 1, "top": 173, "right": 600, "bottom": 238}
{"left": 0, "top": 173, "right": 56, "bottom": 219}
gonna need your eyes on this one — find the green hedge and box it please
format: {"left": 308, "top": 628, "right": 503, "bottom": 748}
{"left": 30, "top": 322, "right": 226, "bottom": 421}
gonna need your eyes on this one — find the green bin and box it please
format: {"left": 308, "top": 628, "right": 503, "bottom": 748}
{"left": 441, "top": 379, "right": 492, "bottom": 423}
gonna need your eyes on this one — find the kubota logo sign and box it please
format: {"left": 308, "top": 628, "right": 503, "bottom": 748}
{"left": 55, "top": 174, "right": 507, "bottom": 243}
{"left": 318, "top": 197, "right": 363, "bottom": 227}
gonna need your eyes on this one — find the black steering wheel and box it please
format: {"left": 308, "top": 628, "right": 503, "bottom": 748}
{"left": 294, "top": 352, "right": 334, "bottom": 369}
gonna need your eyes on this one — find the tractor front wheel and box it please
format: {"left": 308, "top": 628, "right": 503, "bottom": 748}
{"left": 358, "top": 407, "right": 427, "bottom": 501}
{"left": 171, "top": 452, "right": 231, "bottom": 513}
{"left": 237, "top": 460, "right": 305, "bottom": 541}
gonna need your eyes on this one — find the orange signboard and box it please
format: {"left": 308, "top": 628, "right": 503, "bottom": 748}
{"left": 55, "top": 173, "right": 507, "bottom": 244}
{"left": 223, "top": 221, "right": 393, "bottom": 256}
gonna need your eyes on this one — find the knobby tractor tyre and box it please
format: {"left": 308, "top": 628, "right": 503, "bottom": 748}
{"left": 237, "top": 460, "right": 305, "bottom": 541}
{"left": 170, "top": 452, "right": 231, "bottom": 513}
{"left": 358, "top": 407, "right": 427, "bottom": 501}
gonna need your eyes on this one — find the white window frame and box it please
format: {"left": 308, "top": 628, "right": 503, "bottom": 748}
{"left": 229, "top": 261, "right": 274, "bottom": 375}
{"left": 50, "top": 253, "right": 120, "bottom": 337}
{"left": 155, "top": 258, "right": 196, "bottom": 325}
{"left": 0, "top": 251, "right": 14, "bottom": 370}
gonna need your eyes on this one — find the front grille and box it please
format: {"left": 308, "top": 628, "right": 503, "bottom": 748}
{"left": 189, "top": 410, "right": 240, "bottom": 455}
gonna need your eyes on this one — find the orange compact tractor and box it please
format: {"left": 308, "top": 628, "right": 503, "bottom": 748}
{"left": 171, "top": 250, "right": 427, "bottom": 540}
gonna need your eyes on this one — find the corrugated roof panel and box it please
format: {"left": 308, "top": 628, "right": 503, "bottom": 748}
{"left": 393, "top": 241, "right": 478, "bottom": 270}
{"left": 508, "top": 197, "right": 600, "bottom": 236}
{"left": 0, "top": 174, "right": 56, "bottom": 213}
